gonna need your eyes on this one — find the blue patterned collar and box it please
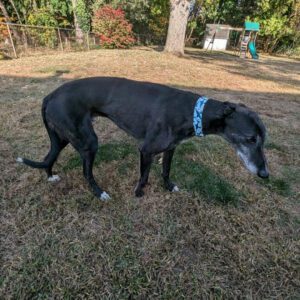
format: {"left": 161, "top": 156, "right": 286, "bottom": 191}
{"left": 193, "top": 96, "right": 208, "bottom": 136}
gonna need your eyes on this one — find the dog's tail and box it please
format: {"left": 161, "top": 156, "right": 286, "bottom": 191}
{"left": 17, "top": 95, "right": 53, "bottom": 169}
{"left": 16, "top": 157, "right": 49, "bottom": 168}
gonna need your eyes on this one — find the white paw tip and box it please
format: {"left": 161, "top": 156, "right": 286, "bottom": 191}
{"left": 100, "top": 191, "right": 111, "bottom": 201}
{"left": 48, "top": 175, "right": 61, "bottom": 182}
{"left": 172, "top": 185, "right": 180, "bottom": 192}
{"left": 16, "top": 157, "right": 24, "bottom": 163}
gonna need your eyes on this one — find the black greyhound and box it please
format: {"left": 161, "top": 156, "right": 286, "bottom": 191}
{"left": 17, "top": 77, "right": 269, "bottom": 200}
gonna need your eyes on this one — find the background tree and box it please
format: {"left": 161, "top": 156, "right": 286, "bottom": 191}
{"left": 0, "top": 0, "right": 10, "bottom": 21}
{"left": 0, "top": 0, "right": 22, "bottom": 41}
{"left": 164, "top": 0, "right": 192, "bottom": 55}
{"left": 74, "top": 0, "right": 90, "bottom": 32}
{"left": 8, "top": 0, "right": 22, "bottom": 23}
{"left": 185, "top": 0, "right": 203, "bottom": 43}
{"left": 0, "top": 0, "right": 299, "bottom": 55}
{"left": 148, "top": 0, "right": 170, "bottom": 43}
{"left": 254, "top": 0, "right": 298, "bottom": 53}
{"left": 71, "top": 0, "right": 84, "bottom": 42}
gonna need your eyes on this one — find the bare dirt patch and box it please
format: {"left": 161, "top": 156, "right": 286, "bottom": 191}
{"left": 0, "top": 48, "right": 299, "bottom": 298}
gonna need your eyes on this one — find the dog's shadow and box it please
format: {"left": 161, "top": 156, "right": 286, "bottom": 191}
{"left": 164, "top": 141, "right": 240, "bottom": 205}
{"left": 63, "top": 140, "right": 240, "bottom": 205}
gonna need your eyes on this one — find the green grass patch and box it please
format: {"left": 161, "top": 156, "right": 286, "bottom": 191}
{"left": 259, "top": 177, "right": 292, "bottom": 197}
{"left": 167, "top": 142, "right": 240, "bottom": 204}
{"left": 118, "top": 160, "right": 135, "bottom": 176}
{"left": 11, "top": 237, "right": 59, "bottom": 299}
{"left": 173, "top": 159, "right": 239, "bottom": 204}
{"left": 282, "top": 166, "right": 300, "bottom": 187}
{"left": 108, "top": 242, "right": 149, "bottom": 297}
{"left": 265, "top": 141, "right": 284, "bottom": 152}
{"left": 258, "top": 166, "right": 298, "bottom": 198}
{"left": 63, "top": 142, "right": 136, "bottom": 171}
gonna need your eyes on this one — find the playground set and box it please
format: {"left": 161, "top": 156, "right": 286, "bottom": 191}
{"left": 203, "top": 21, "right": 260, "bottom": 59}
{"left": 239, "top": 21, "right": 260, "bottom": 59}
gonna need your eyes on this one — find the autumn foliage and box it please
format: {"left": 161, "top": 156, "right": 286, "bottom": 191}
{"left": 0, "top": 17, "right": 9, "bottom": 40}
{"left": 92, "top": 5, "right": 135, "bottom": 49}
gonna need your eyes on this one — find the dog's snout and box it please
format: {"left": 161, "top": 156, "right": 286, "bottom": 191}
{"left": 258, "top": 169, "right": 269, "bottom": 179}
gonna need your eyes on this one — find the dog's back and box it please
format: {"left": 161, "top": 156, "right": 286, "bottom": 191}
{"left": 44, "top": 77, "right": 198, "bottom": 140}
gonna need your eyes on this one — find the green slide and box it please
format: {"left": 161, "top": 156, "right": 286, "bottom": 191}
{"left": 248, "top": 41, "right": 259, "bottom": 59}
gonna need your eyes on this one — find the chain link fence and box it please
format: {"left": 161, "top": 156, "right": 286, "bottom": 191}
{"left": 0, "top": 22, "right": 102, "bottom": 58}
{"left": 0, "top": 22, "right": 166, "bottom": 59}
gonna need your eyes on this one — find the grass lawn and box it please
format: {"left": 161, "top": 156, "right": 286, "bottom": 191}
{"left": 0, "top": 48, "right": 299, "bottom": 298}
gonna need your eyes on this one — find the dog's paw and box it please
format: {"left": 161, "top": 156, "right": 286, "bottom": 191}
{"left": 48, "top": 175, "right": 61, "bottom": 182}
{"left": 165, "top": 181, "right": 179, "bottom": 192}
{"left": 100, "top": 191, "right": 111, "bottom": 201}
{"left": 16, "top": 157, "right": 24, "bottom": 163}
{"left": 172, "top": 185, "right": 180, "bottom": 192}
{"left": 135, "top": 189, "right": 144, "bottom": 197}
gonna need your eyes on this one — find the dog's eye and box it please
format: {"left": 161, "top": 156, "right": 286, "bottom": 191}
{"left": 247, "top": 136, "right": 257, "bottom": 144}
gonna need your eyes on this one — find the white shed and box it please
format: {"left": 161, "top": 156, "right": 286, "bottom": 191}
{"left": 203, "top": 24, "right": 231, "bottom": 51}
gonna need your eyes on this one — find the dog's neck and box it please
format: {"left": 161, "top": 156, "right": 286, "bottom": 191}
{"left": 201, "top": 99, "right": 226, "bottom": 136}
{"left": 193, "top": 96, "right": 208, "bottom": 136}
{"left": 179, "top": 97, "right": 226, "bottom": 138}
{"left": 179, "top": 98, "right": 225, "bottom": 140}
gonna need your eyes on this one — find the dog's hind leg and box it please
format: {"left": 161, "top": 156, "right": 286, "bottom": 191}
{"left": 45, "top": 134, "right": 69, "bottom": 181}
{"left": 162, "top": 148, "right": 179, "bottom": 192}
{"left": 70, "top": 120, "right": 110, "bottom": 201}
{"left": 17, "top": 128, "right": 68, "bottom": 182}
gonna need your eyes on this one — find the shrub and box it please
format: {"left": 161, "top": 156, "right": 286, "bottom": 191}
{"left": 92, "top": 5, "right": 135, "bottom": 49}
{"left": 0, "top": 17, "right": 8, "bottom": 59}
{"left": 27, "top": 8, "right": 58, "bottom": 48}
{"left": 0, "top": 17, "right": 9, "bottom": 40}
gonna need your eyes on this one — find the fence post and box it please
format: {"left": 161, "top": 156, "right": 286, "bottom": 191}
{"left": 57, "top": 28, "right": 63, "bottom": 51}
{"left": 6, "top": 23, "right": 17, "bottom": 58}
{"left": 86, "top": 32, "right": 90, "bottom": 51}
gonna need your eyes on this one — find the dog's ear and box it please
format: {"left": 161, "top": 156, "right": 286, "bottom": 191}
{"left": 223, "top": 102, "right": 236, "bottom": 117}
{"left": 206, "top": 101, "right": 236, "bottom": 133}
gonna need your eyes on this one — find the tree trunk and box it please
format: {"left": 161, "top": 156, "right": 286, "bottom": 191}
{"left": 269, "top": 38, "right": 279, "bottom": 54}
{"left": 185, "top": 26, "right": 194, "bottom": 43}
{"left": 0, "top": 0, "right": 10, "bottom": 21}
{"left": 264, "top": 36, "right": 271, "bottom": 53}
{"left": 164, "top": 0, "right": 191, "bottom": 55}
{"left": 71, "top": 0, "right": 84, "bottom": 43}
{"left": 8, "top": 0, "right": 28, "bottom": 47}
{"left": 8, "top": 0, "right": 22, "bottom": 23}
{"left": 0, "top": 0, "right": 21, "bottom": 42}
{"left": 32, "top": 0, "right": 38, "bottom": 10}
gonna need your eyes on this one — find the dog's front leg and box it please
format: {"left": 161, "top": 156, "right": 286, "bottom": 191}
{"left": 162, "top": 148, "right": 179, "bottom": 192}
{"left": 135, "top": 151, "right": 153, "bottom": 197}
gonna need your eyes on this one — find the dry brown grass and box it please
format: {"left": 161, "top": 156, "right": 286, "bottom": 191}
{"left": 0, "top": 47, "right": 299, "bottom": 299}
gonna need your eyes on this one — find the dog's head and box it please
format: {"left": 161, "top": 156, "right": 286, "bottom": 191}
{"left": 218, "top": 102, "right": 269, "bottom": 178}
